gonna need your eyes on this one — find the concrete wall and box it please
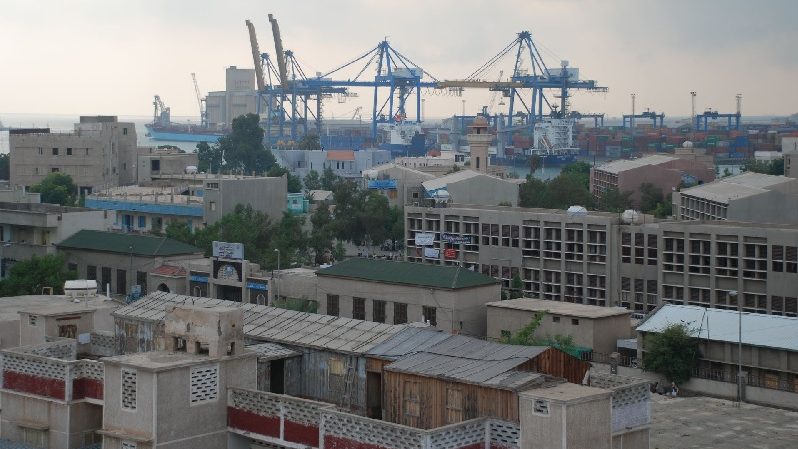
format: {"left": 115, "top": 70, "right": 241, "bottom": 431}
{"left": 727, "top": 190, "right": 798, "bottom": 225}
{"left": 316, "top": 276, "right": 499, "bottom": 337}
{"left": 202, "top": 176, "right": 287, "bottom": 225}
{"left": 519, "top": 389, "right": 613, "bottom": 449}
{"left": 446, "top": 174, "right": 520, "bottom": 207}
{"left": 0, "top": 318, "right": 20, "bottom": 349}
{"left": 137, "top": 153, "right": 199, "bottom": 184}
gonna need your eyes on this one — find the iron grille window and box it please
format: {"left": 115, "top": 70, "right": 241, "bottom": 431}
{"left": 353, "top": 297, "right": 366, "bottom": 320}
{"left": 121, "top": 369, "right": 137, "bottom": 410}
{"left": 422, "top": 306, "right": 437, "bottom": 326}
{"left": 116, "top": 269, "right": 127, "bottom": 295}
{"left": 394, "top": 303, "right": 407, "bottom": 324}
{"left": 373, "top": 300, "right": 386, "bottom": 323}
{"left": 87, "top": 265, "right": 97, "bottom": 281}
{"left": 327, "top": 294, "right": 339, "bottom": 316}
{"left": 190, "top": 365, "right": 219, "bottom": 404}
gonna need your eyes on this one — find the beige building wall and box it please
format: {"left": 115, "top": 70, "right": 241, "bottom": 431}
{"left": 0, "top": 393, "right": 102, "bottom": 449}
{"left": 137, "top": 152, "right": 199, "bottom": 184}
{"left": 202, "top": 176, "right": 288, "bottom": 224}
{"left": 316, "top": 276, "right": 500, "bottom": 336}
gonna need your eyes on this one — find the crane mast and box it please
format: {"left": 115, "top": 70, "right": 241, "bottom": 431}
{"left": 268, "top": 14, "right": 289, "bottom": 89}
{"left": 191, "top": 73, "right": 207, "bottom": 127}
{"left": 245, "top": 20, "right": 266, "bottom": 91}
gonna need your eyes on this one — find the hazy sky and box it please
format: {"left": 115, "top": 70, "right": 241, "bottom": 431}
{"left": 2, "top": 0, "right": 797, "bottom": 120}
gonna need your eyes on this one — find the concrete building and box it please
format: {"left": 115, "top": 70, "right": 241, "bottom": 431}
{"left": 274, "top": 148, "right": 392, "bottom": 180}
{"left": 0, "top": 202, "right": 109, "bottom": 277}
{"left": 486, "top": 298, "right": 633, "bottom": 354}
{"left": 363, "top": 163, "right": 436, "bottom": 208}
{"left": 135, "top": 147, "right": 198, "bottom": 184}
{"left": 420, "top": 170, "right": 522, "bottom": 207}
{"left": 205, "top": 66, "right": 260, "bottom": 127}
{"left": 315, "top": 258, "right": 501, "bottom": 336}
{"left": 57, "top": 230, "right": 204, "bottom": 296}
{"left": 100, "top": 305, "right": 257, "bottom": 449}
{"left": 407, "top": 203, "right": 798, "bottom": 317}
{"left": 637, "top": 304, "right": 798, "bottom": 395}
{"left": 85, "top": 174, "right": 288, "bottom": 232}
{"left": 782, "top": 136, "right": 798, "bottom": 178}
{"left": 590, "top": 154, "right": 715, "bottom": 207}
{"left": 673, "top": 172, "right": 798, "bottom": 224}
{"left": 10, "top": 116, "right": 139, "bottom": 194}
{"left": 467, "top": 116, "right": 492, "bottom": 173}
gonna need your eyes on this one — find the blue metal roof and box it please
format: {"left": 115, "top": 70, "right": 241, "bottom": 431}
{"left": 636, "top": 304, "right": 798, "bottom": 352}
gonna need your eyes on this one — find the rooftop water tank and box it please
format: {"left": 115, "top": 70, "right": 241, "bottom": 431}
{"left": 621, "top": 209, "right": 641, "bottom": 224}
{"left": 567, "top": 205, "right": 588, "bottom": 217}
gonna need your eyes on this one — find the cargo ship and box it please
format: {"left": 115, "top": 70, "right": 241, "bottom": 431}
{"left": 145, "top": 95, "right": 227, "bottom": 143}
{"left": 491, "top": 117, "right": 578, "bottom": 166}
{"left": 377, "top": 119, "right": 431, "bottom": 156}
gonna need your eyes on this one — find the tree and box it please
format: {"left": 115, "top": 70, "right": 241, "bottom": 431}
{"left": 303, "top": 169, "right": 322, "bottom": 191}
{"left": 743, "top": 159, "right": 784, "bottom": 176}
{"left": 218, "top": 113, "right": 276, "bottom": 174}
{"left": 597, "top": 188, "right": 632, "bottom": 213}
{"left": 309, "top": 203, "right": 334, "bottom": 264}
{"left": 157, "top": 144, "right": 185, "bottom": 153}
{"left": 639, "top": 183, "right": 664, "bottom": 214}
{"left": 267, "top": 166, "right": 302, "bottom": 193}
{"left": 196, "top": 141, "right": 222, "bottom": 173}
{"left": 165, "top": 220, "right": 194, "bottom": 244}
{"left": 298, "top": 133, "right": 321, "bottom": 151}
{"left": 320, "top": 166, "right": 340, "bottom": 191}
{"left": 653, "top": 201, "right": 673, "bottom": 219}
{"left": 500, "top": 311, "right": 578, "bottom": 356}
{"left": 519, "top": 177, "right": 548, "bottom": 208}
{"left": 30, "top": 173, "right": 78, "bottom": 206}
{"left": 0, "top": 153, "right": 9, "bottom": 180}
{"left": 509, "top": 273, "right": 523, "bottom": 299}
{"left": 546, "top": 173, "right": 593, "bottom": 209}
{"left": 0, "top": 254, "right": 76, "bottom": 296}
{"left": 643, "top": 323, "right": 700, "bottom": 384}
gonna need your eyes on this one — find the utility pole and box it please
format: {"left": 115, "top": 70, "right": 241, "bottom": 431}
{"left": 128, "top": 244, "right": 134, "bottom": 298}
{"left": 690, "top": 91, "right": 697, "bottom": 130}
{"left": 730, "top": 290, "right": 742, "bottom": 406}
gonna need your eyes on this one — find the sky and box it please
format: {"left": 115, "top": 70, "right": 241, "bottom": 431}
{"left": 1, "top": 0, "right": 797, "bottom": 121}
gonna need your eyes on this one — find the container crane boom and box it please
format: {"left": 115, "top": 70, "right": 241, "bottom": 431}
{"left": 245, "top": 19, "right": 266, "bottom": 91}
{"left": 191, "top": 73, "right": 207, "bottom": 127}
{"left": 268, "top": 13, "right": 289, "bottom": 90}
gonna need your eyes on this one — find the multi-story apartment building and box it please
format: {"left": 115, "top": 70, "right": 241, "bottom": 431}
{"left": 406, "top": 204, "right": 798, "bottom": 316}
{"left": 673, "top": 172, "right": 798, "bottom": 224}
{"left": 590, "top": 154, "right": 714, "bottom": 207}
{"left": 10, "top": 116, "right": 139, "bottom": 194}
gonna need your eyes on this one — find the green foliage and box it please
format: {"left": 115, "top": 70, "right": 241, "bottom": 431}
{"left": 653, "top": 201, "right": 673, "bottom": 219}
{"left": 500, "top": 311, "right": 578, "bottom": 356}
{"left": 509, "top": 273, "right": 523, "bottom": 299}
{"left": 497, "top": 201, "right": 512, "bottom": 207}
{"left": 309, "top": 203, "right": 334, "bottom": 264}
{"left": 267, "top": 166, "right": 303, "bottom": 193}
{"left": 332, "top": 240, "right": 345, "bottom": 261}
{"left": 519, "top": 162, "right": 593, "bottom": 210}
{"left": 518, "top": 177, "right": 548, "bottom": 208}
{"left": 643, "top": 323, "right": 700, "bottom": 384}
{"left": 30, "top": 173, "right": 78, "bottom": 206}
{"left": 639, "top": 183, "right": 663, "bottom": 213}
{"left": 217, "top": 113, "right": 276, "bottom": 174}
{"left": 303, "top": 169, "right": 322, "bottom": 191}
{"left": 597, "top": 188, "right": 632, "bottom": 213}
{"left": 272, "top": 297, "right": 318, "bottom": 313}
{"left": 743, "top": 159, "right": 784, "bottom": 176}
{"left": 320, "top": 166, "right": 340, "bottom": 191}
{"left": 196, "top": 141, "right": 222, "bottom": 173}
{"left": 0, "top": 254, "right": 76, "bottom": 296}
{"left": 0, "top": 153, "right": 9, "bottom": 180}
{"left": 298, "top": 133, "right": 321, "bottom": 152}
{"left": 560, "top": 160, "right": 592, "bottom": 177}
{"left": 157, "top": 145, "right": 185, "bottom": 153}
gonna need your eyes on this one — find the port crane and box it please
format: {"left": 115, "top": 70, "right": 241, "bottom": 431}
{"left": 152, "top": 95, "right": 170, "bottom": 126}
{"left": 436, "top": 31, "right": 607, "bottom": 131}
{"left": 567, "top": 111, "right": 605, "bottom": 128}
{"left": 622, "top": 109, "right": 664, "bottom": 128}
{"left": 695, "top": 95, "right": 742, "bottom": 131}
{"left": 191, "top": 73, "right": 207, "bottom": 127}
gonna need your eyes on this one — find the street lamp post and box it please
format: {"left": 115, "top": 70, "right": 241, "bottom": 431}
{"left": 273, "top": 249, "right": 280, "bottom": 305}
{"left": 730, "top": 290, "right": 741, "bottom": 406}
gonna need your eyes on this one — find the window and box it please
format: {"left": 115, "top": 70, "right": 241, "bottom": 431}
{"left": 34, "top": 167, "right": 39, "bottom": 175}
{"left": 206, "top": 182, "right": 219, "bottom": 189}
{"left": 52, "top": 147, "right": 58, "bottom": 155}
{"left": 353, "top": 297, "right": 366, "bottom": 320}
{"left": 394, "top": 303, "right": 407, "bottom": 324}
{"left": 121, "top": 441, "right": 137, "bottom": 449}
{"left": 37, "top": 147, "right": 43, "bottom": 155}
{"left": 68, "top": 262, "right": 78, "bottom": 273}
{"left": 29, "top": 315, "right": 37, "bottom": 326}
{"left": 58, "top": 324, "right": 77, "bottom": 339}
{"left": 327, "top": 294, "right": 339, "bottom": 316}
{"left": 137, "top": 271, "right": 148, "bottom": 294}
{"left": 51, "top": 167, "right": 59, "bottom": 173}
{"left": 138, "top": 216, "right": 146, "bottom": 229}
{"left": 190, "top": 365, "right": 219, "bottom": 404}
{"left": 571, "top": 318, "right": 580, "bottom": 325}
{"left": 403, "top": 381, "right": 420, "bottom": 417}
{"left": 66, "top": 147, "right": 73, "bottom": 155}
{"left": 121, "top": 369, "right": 137, "bottom": 410}
{"left": 445, "top": 388, "right": 463, "bottom": 424}
{"left": 209, "top": 201, "right": 217, "bottom": 211}
{"left": 116, "top": 269, "right": 127, "bottom": 295}
{"left": 422, "top": 306, "right": 437, "bottom": 326}
{"left": 533, "top": 399, "right": 550, "bottom": 416}
{"left": 123, "top": 127, "right": 128, "bottom": 135}
{"left": 552, "top": 316, "right": 561, "bottom": 323}
{"left": 373, "top": 300, "right": 386, "bottom": 323}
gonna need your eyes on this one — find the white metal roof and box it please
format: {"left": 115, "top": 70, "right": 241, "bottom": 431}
{"left": 421, "top": 170, "right": 511, "bottom": 192}
{"left": 636, "top": 304, "right": 798, "bottom": 352}
{"left": 113, "top": 291, "right": 405, "bottom": 355}
{"left": 679, "top": 172, "right": 795, "bottom": 203}
{"left": 594, "top": 155, "right": 676, "bottom": 174}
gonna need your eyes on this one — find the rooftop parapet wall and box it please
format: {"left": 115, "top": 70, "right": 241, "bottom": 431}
{"left": 0, "top": 340, "right": 104, "bottom": 402}
{"left": 590, "top": 372, "right": 651, "bottom": 434}
{"left": 227, "top": 387, "right": 520, "bottom": 449}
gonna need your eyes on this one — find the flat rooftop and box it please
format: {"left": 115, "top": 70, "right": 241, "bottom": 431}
{"left": 593, "top": 155, "right": 677, "bottom": 174}
{"left": 487, "top": 298, "right": 631, "bottom": 319}
{"left": 0, "top": 295, "right": 117, "bottom": 322}
{"left": 88, "top": 186, "right": 202, "bottom": 205}
{"left": 0, "top": 202, "right": 92, "bottom": 214}
{"left": 103, "top": 351, "right": 246, "bottom": 371}
{"left": 679, "top": 172, "right": 796, "bottom": 203}
{"left": 519, "top": 382, "right": 610, "bottom": 402}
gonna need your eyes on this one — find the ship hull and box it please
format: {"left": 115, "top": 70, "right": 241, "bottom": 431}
{"left": 145, "top": 124, "right": 224, "bottom": 143}
{"left": 491, "top": 154, "right": 576, "bottom": 167}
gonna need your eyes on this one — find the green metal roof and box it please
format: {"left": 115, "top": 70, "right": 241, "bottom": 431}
{"left": 57, "top": 230, "right": 202, "bottom": 257}
{"left": 317, "top": 258, "right": 500, "bottom": 290}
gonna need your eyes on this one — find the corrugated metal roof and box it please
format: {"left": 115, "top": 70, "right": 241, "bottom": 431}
{"left": 679, "top": 172, "right": 795, "bottom": 203}
{"left": 366, "top": 326, "right": 452, "bottom": 360}
{"left": 421, "top": 170, "right": 482, "bottom": 192}
{"left": 636, "top": 304, "right": 798, "bottom": 352}
{"left": 113, "top": 292, "right": 404, "bottom": 355}
{"left": 245, "top": 342, "right": 300, "bottom": 360}
{"left": 384, "top": 334, "right": 549, "bottom": 390}
{"left": 594, "top": 155, "right": 676, "bottom": 174}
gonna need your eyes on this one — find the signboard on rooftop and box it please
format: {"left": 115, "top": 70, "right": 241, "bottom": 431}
{"left": 212, "top": 241, "right": 244, "bottom": 260}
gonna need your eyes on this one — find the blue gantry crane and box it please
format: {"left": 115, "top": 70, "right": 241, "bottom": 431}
{"left": 623, "top": 109, "right": 665, "bottom": 128}
{"left": 437, "top": 31, "right": 608, "bottom": 131}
